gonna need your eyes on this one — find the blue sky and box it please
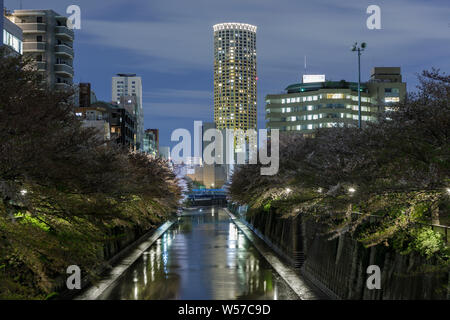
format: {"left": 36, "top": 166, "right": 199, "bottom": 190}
{"left": 5, "top": 0, "right": 450, "bottom": 147}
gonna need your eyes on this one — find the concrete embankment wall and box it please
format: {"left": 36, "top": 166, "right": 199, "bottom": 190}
{"left": 229, "top": 204, "right": 449, "bottom": 300}
{"left": 56, "top": 223, "right": 169, "bottom": 299}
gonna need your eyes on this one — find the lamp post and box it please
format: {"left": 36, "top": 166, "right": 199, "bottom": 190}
{"left": 351, "top": 42, "right": 367, "bottom": 129}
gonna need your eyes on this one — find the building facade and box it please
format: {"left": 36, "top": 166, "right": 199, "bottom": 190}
{"left": 265, "top": 68, "right": 406, "bottom": 134}
{"left": 159, "top": 146, "right": 170, "bottom": 161}
{"left": 74, "top": 103, "right": 111, "bottom": 142}
{"left": 2, "top": 9, "right": 23, "bottom": 55}
{"left": 9, "top": 9, "right": 74, "bottom": 90}
{"left": 112, "top": 74, "right": 144, "bottom": 150}
{"left": 367, "top": 67, "right": 407, "bottom": 111}
{"left": 76, "top": 101, "right": 136, "bottom": 149}
{"left": 213, "top": 23, "right": 257, "bottom": 132}
{"left": 73, "top": 82, "right": 98, "bottom": 108}
{"left": 143, "top": 128, "right": 159, "bottom": 157}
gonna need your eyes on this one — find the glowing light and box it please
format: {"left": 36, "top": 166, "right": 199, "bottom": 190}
{"left": 446, "top": 188, "right": 450, "bottom": 195}
{"left": 213, "top": 23, "right": 257, "bottom": 33}
{"left": 20, "top": 189, "right": 27, "bottom": 195}
{"left": 285, "top": 188, "right": 292, "bottom": 194}
{"left": 348, "top": 187, "right": 356, "bottom": 193}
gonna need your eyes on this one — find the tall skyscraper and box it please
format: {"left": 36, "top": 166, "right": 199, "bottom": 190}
{"left": 112, "top": 74, "right": 144, "bottom": 150}
{"left": 9, "top": 10, "right": 74, "bottom": 90}
{"left": 213, "top": 23, "right": 257, "bottom": 132}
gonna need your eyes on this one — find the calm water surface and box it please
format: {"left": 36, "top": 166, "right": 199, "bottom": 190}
{"left": 98, "top": 206, "right": 298, "bottom": 300}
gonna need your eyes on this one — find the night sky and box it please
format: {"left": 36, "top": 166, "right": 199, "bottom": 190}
{"left": 5, "top": 0, "right": 450, "bottom": 147}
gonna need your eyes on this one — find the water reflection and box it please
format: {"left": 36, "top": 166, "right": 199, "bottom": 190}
{"left": 97, "top": 207, "right": 298, "bottom": 300}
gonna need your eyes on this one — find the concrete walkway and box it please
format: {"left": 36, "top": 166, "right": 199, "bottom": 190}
{"left": 225, "top": 208, "right": 320, "bottom": 300}
{"left": 74, "top": 220, "right": 175, "bottom": 300}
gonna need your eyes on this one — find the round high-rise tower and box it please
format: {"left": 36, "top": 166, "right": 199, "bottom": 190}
{"left": 213, "top": 23, "right": 257, "bottom": 131}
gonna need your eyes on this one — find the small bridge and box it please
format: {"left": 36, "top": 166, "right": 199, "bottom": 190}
{"left": 187, "top": 189, "right": 228, "bottom": 206}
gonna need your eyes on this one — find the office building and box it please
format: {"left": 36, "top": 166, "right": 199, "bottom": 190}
{"left": 112, "top": 74, "right": 144, "bottom": 150}
{"left": 265, "top": 68, "right": 406, "bottom": 134}
{"left": 213, "top": 23, "right": 257, "bottom": 132}
{"left": 367, "top": 67, "right": 407, "bottom": 111}
{"left": 9, "top": 9, "right": 74, "bottom": 90}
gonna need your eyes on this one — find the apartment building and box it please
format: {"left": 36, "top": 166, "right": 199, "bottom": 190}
{"left": 112, "top": 74, "right": 144, "bottom": 150}
{"left": 8, "top": 9, "right": 74, "bottom": 90}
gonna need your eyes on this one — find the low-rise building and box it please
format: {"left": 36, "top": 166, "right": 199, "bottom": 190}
{"left": 265, "top": 68, "right": 406, "bottom": 134}
{"left": 75, "top": 101, "right": 136, "bottom": 149}
{"left": 74, "top": 102, "right": 111, "bottom": 142}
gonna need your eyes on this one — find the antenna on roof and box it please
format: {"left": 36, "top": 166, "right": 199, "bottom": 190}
{"left": 304, "top": 55, "right": 307, "bottom": 76}
{"left": 19, "top": 0, "right": 23, "bottom": 9}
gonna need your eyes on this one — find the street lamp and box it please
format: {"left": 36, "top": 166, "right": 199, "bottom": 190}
{"left": 351, "top": 42, "right": 367, "bottom": 129}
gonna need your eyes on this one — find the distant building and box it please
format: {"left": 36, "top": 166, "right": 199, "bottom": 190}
{"left": 73, "top": 83, "right": 98, "bottom": 108}
{"left": 108, "top": 102, "right": 136, "bottom": 149}
{"left": 367, "top": 67, "right": 407, "bottom": 111}
{"left": 143, "top": 129, "right": 159, "bottom": 157}
{"left": 9, "top": 9, "right": 74, "bottom": 90}
{"left": 74, "top": 103, "right": 111, "bottom": 142}
{"left": 115, "top": 95, "right": 138, "bottom": 147}
{"left": 112, "top": 74, "right": 144, "bottom": 150}
{"left": 159, "top": 146, "right": 170, "bottom": 161}
{"left": 213, "top": 23, "right": 257, "bottom": 132}
{"left": 2, "top": 8, "right": 23, "bottom": 55}
{"left": 265, "top": 68, "right": 406, "bottom": 133}
{"left": 76, "top": 101, "right": 136, "bottom": 149}
{"left": 185, "top": 122, "right": 228, "bottom": 189}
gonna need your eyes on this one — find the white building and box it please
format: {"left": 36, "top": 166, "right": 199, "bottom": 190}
{"left": 8, "top": 9, "right": 74, "bottom": 90}
{"left": 112, "top": 74, "right": 144, "bottom": 150}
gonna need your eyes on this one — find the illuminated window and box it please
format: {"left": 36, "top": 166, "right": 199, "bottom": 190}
{"left": 385, "top": 97, "right": 400, "bottom": 103}
{"left": 327, "top": 93, "right": 344, "bottom": 99}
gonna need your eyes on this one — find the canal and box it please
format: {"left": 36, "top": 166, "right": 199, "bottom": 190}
{"left": 97, "top": 206, "right": 298, "bottom": 300}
